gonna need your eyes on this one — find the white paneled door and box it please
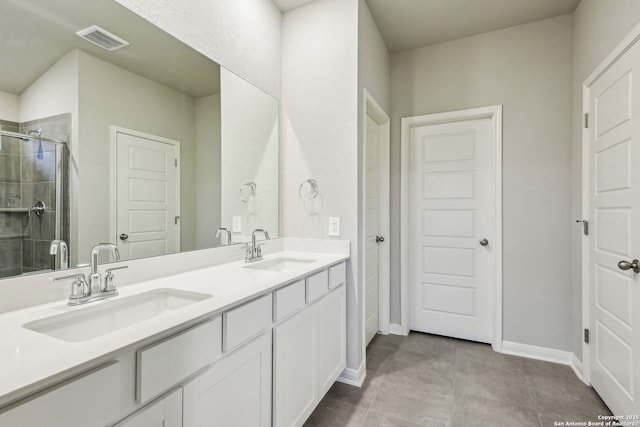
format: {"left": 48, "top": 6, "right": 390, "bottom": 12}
{"left": 586, "top": 37, "right": 640, "bottom": 415}
{"left": 115, "top": 128, "right": 180, "bottom": 260}
{"left": 409, "top": 117, "right": 495, "bottom": 343}
{"left": 365, "top": 114, "right": 381, "bottom": 345}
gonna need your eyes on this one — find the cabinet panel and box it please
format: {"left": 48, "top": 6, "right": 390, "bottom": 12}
{"left": 137, "top": 318, "right": 221, "bottom": 403}
{"left": 183, "top": 333, "right": 271, "bottom": 427}
{"left": 223, "top": 294, "right": 272, "bottom": 352}
{"left": 317, "top": 285, "right": 346, "bottom": 397}
{"left": 115, "top": 388, "right": 182, "bottom": 427}
{"left": 0, "top": 361, "right": 126, "bottom": 427}
{"left": 274, "top": 279, "right": 305, "bottom": 322}
{"left": 329, "top": 262, "right": 346, "bottom": 289}
{"left": 273, "top": 307, "right": 317, "bottom": 427}
{"left": 305, "top": 270, "right": 329, "bottom": 303}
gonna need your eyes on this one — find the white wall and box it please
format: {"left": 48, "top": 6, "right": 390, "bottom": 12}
{"left": 220, "top": 68, "right": 279, "bottom": 241}
{"left": 281, "top": 0, "right": 361, "bottom": 372}
{"left": 114, "top": 0, "right": 282, "bottom": 98}
{"left": 570, "top": 0, "right": 640, "bottom": 359}
{"left": 390, "top": 15, "right": 574, "bottom": 351}
{"left": 0, "top": 91, "right": 19, "bottom": 122}
{"left": 195, "top": 94, "right": 222, "bottom": 249}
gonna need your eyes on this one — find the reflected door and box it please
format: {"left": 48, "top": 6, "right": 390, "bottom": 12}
{"left": 409, "top": 117, "right": 495, "bottom": 343}
{"left": 587, "top": 38, "right": 640, "bottom": 415}
{"left": 115, "top": 128, "right": 180, "bottom": 260}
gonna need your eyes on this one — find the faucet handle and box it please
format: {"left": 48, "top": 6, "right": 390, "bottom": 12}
{"left": 104, "top": 266, "right": 128, "bottom": 293}
{"left": 53, "top": 274, "right": 89, "bottom": 300}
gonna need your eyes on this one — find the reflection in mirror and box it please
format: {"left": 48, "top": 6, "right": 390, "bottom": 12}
{"left": 0, "top": 0, "right": 278, "bottom": 279}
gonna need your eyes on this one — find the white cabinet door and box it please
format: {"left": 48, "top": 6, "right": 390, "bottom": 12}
{"left": 273, "top": 306, "right": 317, "bottom": 427}
{"left": 115, "top": 388, "right": 182, "bottom": 427}
{"left": 317, "top": 285, "right": 346, "bottom": 397}
{"left": 183, "top": 333, "right": 272, "bottom": 427}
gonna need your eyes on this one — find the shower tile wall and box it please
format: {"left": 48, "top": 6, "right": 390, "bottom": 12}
{"left": 0, "top": 115, "right": 70, "bottom": 277}
{"left": 21, "top": 114, "right": 70, "bottom": 274}
{"left": 0, "top": 120, "right": 24, "bottom": 278}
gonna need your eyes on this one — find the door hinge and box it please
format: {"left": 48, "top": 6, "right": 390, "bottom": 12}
{"left": 175, "top": 216, "right": 180, "bottom": 225}
{"left": 576, "top": 219, "right": 588, "bottom": 236}
{"left": 584, "top": 113, "right": 589, "bottom": 129}
{"left": 175, "top": 158, "right": 178, "bottom": 167}
{"left": 584, "top": 328, "right": 590, "bottom": 344}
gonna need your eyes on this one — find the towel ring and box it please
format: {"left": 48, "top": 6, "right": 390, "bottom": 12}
{"left": 298, "top": 179, "right": 319, "bottom": 201}
{"left": 240, "top": 181, "right": 257, "bottom": 202}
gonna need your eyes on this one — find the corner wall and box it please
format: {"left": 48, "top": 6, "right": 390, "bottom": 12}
{"left": 281, "top": 0, "right": 361, "bottom": 374}
{"left": 390, "top": 15, "right": 574, "bottom": 351}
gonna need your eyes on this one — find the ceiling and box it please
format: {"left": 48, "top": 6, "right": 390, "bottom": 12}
{"left": 1, "top": 0, "right": 220, "bottom": 97}
{"left": 273, "top": 0, "right": 581, "bottom": 53}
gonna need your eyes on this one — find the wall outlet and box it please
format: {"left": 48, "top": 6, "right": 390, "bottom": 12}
{"left": 232, "top": 216, "right": 242, "bottom": 233}
{"left": 328, "top": 217, "right": 341, "bottom": 237}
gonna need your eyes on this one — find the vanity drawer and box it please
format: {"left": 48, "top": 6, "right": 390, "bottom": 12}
{"left": 306, "top": 270, "right": 329, "bottom": 303}
{"left": 136, "top": 318, "right": 221, "bottom": 403}
{"left": 329, "top": 262, "right": 346, "bottom": 289}
{"left": 223, "top": 294, "right": 272, "bottom": 352}
{"left": 0, "top": 361, "right": 126, "bottom": 427}
{"left": 273, "top": 280, "right": 306, "bottom": 322}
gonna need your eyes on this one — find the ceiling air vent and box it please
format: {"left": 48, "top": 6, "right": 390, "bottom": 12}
{"left": 76, "top": 25, "right": 130, "bottom": 51}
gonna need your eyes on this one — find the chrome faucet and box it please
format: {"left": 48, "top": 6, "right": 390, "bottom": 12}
{"left": 49, "top": 240, "right": 69, "bottom": 270}
{"left": 244, "top": 229, "right": 270, "bottom": 262}
{"left": 216, "top": 227, "right": 232, "bottom": 246}
{"left": 90, "top": 243, "right": 120, "bottom": 293}
{"left": 53, "top": 243, "right": 124, "bottom": 306}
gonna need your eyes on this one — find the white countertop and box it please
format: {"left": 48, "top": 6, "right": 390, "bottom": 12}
{"left": 0, "top": 249, "right": 349, "bottom": 407}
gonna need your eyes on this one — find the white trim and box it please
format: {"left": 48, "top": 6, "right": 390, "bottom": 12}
{"left": 571, "top": 353, "right": 587, "bottom": 385}
{"left": 400, "top": 105, "right": 503, "bottom": 349}
{"left": 388, "top": 323, "right": 408, "bottom": 336}
{"left": 110, "top": 126, "right": 181, "bottom": 254}
{"left": 336, "top": 360, "right": 366, "bottom": 387}
{"left": 580, "top": 20, "right": 640, "bottom": 389}
{"left": 362, "top": 89, "right": 391, "bottom": 337}
{"left": 502, "top": 341, "right": 572, "bottom": 365}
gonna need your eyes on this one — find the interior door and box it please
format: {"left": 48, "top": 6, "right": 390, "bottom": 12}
{"left": 365, "top": 114, "right": 381, "bottom": 345}
{"left": 115, "top": 129, "right": 180, "bottom": 260}
{"left": 587, "top": 39, "right": 640, "bottom": 415}
{"left": 409, "top": 117, "right": 495, "bottom": 343}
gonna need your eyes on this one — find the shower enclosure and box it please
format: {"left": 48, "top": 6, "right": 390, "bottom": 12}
{"left": 0, "top": 114, "right": 70, "bottom": 278}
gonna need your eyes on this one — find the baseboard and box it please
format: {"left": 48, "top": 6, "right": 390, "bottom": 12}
{"left": 337, "top": 360, "right": 365, "bottom": 387}
{"left": 389, "top": 323, "right": 408, "bottom": 336}
{"left": 501, "top": 341, "right": 573, "bottom": 365}
{"left": 570, "top": 353, "right": 587, "bottom": 384}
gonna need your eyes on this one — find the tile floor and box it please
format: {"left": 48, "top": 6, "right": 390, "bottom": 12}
{"left": 305, "top": 332, "right": 612, "bottom": 427}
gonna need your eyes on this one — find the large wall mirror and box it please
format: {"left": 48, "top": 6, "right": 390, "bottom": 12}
{"left": 0, "top": 0, "right": 279, "bottom": 278}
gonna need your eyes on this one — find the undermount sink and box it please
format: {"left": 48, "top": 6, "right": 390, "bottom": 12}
{"left": 243, "top": 257, "right": 314, "bottom": 272}
{"left": 23, "top": 288, "right": 212, "bottom": 342}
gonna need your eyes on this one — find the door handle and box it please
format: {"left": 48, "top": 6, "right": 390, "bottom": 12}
{"left": 119, "top": 233, "right": 129, "bottom": 241}
{"left": 479, "top": 238, "right": 489, "bottom": 246}
{"left": 618, "top": 259, "right": 640, "bottom": 273}
{"left": 375, "top": 236, "right": 385, "bottom": 243}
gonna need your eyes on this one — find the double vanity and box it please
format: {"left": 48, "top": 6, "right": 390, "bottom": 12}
{"left": 0, "top": 239, "right": 349, "bottom": 427}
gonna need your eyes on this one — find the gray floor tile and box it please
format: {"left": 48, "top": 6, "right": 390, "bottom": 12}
{"left": 370, "top": 388, "right": 453, "bottom": 425}
{"left": 324, "top": 370, "right": 384, "bottom": 409}
{"left": 307, "top": 333, "right": 613, "bottom": 426}
{"left": 304, "top": 397, "right": 367, "bottom": 427}
{"left": 365, "top": 410, "right": 449, "bottom": 427}
{"left": 452, "top": 392, "right": 541, "bottom": 427}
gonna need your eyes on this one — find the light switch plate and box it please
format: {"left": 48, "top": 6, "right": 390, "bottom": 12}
{"left": 232, "top": 216, "right": 242, "bottom": 233}
{"left": 328, "top": 217, "right": 340, "bottom": 237}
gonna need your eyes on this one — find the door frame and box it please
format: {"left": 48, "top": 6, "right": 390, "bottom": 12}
{"left": 110, "top": 125, "right": 181, "bottom": 253}
{"left": 581, "top": 21, "right": 640, "bottom": 386}
{"left": 362, "top": 89, "right": 391, "bottom": 336}
{"left": 400, "top": 105, "right": 503, "bottom": 351}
